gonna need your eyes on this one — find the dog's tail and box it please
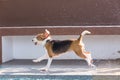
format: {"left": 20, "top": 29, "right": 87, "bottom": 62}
{"left": 78, "top": 30, "right": 91, "bottom": 43}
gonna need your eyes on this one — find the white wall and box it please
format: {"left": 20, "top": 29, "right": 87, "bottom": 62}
{"left": 2, "top": 35, "right": 120, "bottom": 62}
{"left": 2, "top": 36, "right": 13, "bottom": 63}
{"left": 86, "top": 35, "right": 120, "bottom": 59}
{"left": 12, "top": 36, "right": 44, "bottom": 59}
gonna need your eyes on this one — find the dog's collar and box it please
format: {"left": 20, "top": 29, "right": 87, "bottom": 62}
{"left": 46, "top": 39, "right": 51, "bottom": 43}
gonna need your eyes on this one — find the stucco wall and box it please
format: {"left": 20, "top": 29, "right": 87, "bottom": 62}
{"left": 0, "top": 0, "right": 120, "bottom": 26}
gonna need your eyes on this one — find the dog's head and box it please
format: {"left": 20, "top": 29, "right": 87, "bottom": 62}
{"left": 32, "top": 29, "right": 51, "bottom": 45}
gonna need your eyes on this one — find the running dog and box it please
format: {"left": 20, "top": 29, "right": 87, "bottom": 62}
{"left": 32, "top": 29, "right": 95, "bottom": 71}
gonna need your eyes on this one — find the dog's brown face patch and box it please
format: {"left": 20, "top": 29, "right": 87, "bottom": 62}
{"left": 32, "top": 29, "right": 50, "bottom": 45}
{"left": 36, "top": 30, "right": 50, "bottom": 41}
{"left": 36, "top": 33, "right": 46, "bottom": 41}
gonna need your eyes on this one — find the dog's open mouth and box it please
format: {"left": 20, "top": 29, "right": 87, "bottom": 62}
{"left": 35, "top": 42, "right": 37, "bottom": 45}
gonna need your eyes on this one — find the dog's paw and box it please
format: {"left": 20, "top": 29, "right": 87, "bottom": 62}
{"left": 33, "top": 59, "right": 39, "bottom": 63}
{"left": 90, "top": 64, "right": 96, "bottom": 69}
{"left": 40, "top": 68, "right": 48, "bottom": 72}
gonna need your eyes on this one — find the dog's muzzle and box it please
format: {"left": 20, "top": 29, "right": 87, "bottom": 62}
{"left": 32, "top": 39, "right": 37, "bottom": 45}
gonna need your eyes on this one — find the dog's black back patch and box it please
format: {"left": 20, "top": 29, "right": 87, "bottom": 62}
{"left": 50, "top": 40, "right": 72, "bottom": 54}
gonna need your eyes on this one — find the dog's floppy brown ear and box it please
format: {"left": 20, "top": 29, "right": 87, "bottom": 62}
{"left": 45, "top": 29, "right": 50, "bottom": 34}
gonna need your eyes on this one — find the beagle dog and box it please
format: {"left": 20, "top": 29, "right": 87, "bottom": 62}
{"left": 32, "top": 29, "right": 95, "bottom": 71}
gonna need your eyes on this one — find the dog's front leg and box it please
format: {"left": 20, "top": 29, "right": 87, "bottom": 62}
{"left": 40, "top": 58, "right": 53, "bottom": 71}
{"left": 33, "top": 53, "right": 48, "bottom": 63}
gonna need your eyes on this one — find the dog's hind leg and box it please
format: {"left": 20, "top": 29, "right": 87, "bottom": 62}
{"left": 74, "top": 49, "right": 87, "bottom": 59}
{"left": 74, "top": 49, "right": 96, "bottom": 68}
{"left": 84, "top": 52, "right": 96, "bottom": 68}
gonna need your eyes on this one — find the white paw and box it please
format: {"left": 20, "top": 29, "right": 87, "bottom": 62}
{"left": 33, "top": 59, "right": 39, "bottom": 63}
{"left": 90, "top": 64, "right": 96, "bottom": 69}
{"left": 40, "top": 67, "right": 48, "bottom": 72}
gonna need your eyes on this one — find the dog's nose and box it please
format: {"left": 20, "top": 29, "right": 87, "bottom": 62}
{"left": 32, "top": 40, "right": 33, "bottom": 42}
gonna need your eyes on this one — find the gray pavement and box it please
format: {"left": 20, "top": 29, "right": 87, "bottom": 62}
{"left": 0, "top": 59, "right": 120, "bottom": 75}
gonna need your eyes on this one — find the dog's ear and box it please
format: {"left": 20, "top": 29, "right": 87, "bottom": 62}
{"left": 43, "top": 29, "right": 50, "bottom": 38}
{"left": 45, "top": 29, "right": 50, "bottom": 34}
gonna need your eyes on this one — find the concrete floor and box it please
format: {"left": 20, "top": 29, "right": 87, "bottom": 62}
{"left": 0, "top": 59, "right": 120, "bottom": 75}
